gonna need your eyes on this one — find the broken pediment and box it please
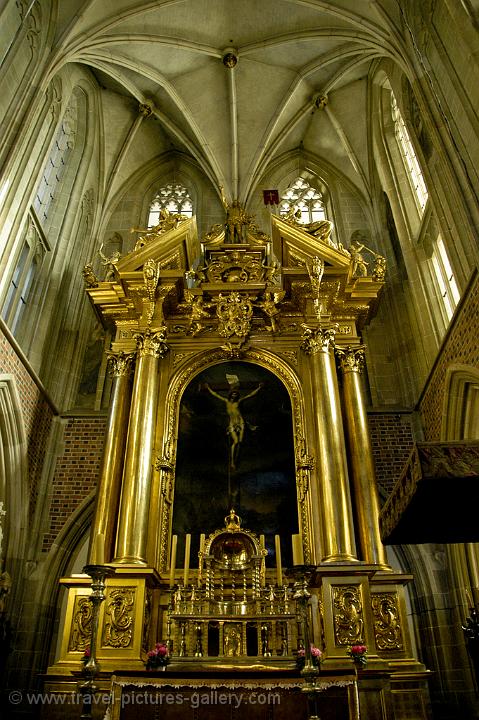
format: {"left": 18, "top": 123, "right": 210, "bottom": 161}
{"left": 271, "top": 214, "right": 386, "bottom": 330}
{"left": 82, "top": 208, "right": 386, "bottom": 351}
{"left": 83, "top": 216, "right": 199, "bottom": 331}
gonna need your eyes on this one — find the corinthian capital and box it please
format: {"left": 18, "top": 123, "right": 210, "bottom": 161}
{"left": 135, "top": 327, "right": 169, "bottom": 358}
{"left": 107, "top": 351, "right": 136, "bottom": 378}
{"left": 300, "top": 324, "right": 337, "bottom": 355}
{"left": 336, "top": 345, "right": 365, "bottom": 373}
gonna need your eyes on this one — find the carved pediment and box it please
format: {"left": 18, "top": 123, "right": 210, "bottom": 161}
{"left": 271, "top": 214, "right": 351, "bottom": 272}
{"left": 83, "top": 217, "right": 199, "bottom": 340}
{"left": 117, "top": 216, "right": 198, "bottom": 273}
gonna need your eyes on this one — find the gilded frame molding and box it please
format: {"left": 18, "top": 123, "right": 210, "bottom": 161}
{"left": 157, "top": 346, "right": 313, "bottom": 571}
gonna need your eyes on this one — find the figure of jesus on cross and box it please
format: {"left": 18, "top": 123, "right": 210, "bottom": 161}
{"left": 204, "top": 382, "right": 263, "bottom": 471}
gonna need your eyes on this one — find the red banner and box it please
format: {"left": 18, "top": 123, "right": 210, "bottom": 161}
{"left": 263, "top": 189, "right": 279, "bottom": 206}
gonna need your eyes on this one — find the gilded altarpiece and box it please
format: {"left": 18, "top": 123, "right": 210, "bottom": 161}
{"left": 47, "top": 211, "right": 431, "bottom": 719}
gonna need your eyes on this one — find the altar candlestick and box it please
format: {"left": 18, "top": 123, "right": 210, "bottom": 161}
{"left": 169, "top": 535, "right": 177, "bottom": 587}
{"left": 198, "top": 533, "right": 205, "bottom": 586}
{"left": 260, "top": 534, "right": 266, "bottom": 587}
{"left": 292, "top": 533, "right": 304, "bottom": 566}
{"left": 275, "top": 535, "right": 282, "bottom": 586}
{"left": 184, "top": 534, "right": 191, "bottom": 587}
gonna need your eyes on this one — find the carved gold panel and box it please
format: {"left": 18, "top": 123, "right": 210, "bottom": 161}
{"left": 102, "top": 587, "right": 136, "bottom": 649}
{"left": 332, "top": 584, "right": 365, "bottom": 646}
{"left": 371, "top": 592, "right": 404, "bottom": 651}
{"left": 67, "top": 594, "right": 92, "bottom": 652}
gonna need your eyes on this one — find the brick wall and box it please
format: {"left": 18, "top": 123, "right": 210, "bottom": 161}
{"left": 368, "top": 411, "right": 415, "bottom": 498}
{"left": 419, "top": 273, "right": 479, "bottom": 441}
{"left": 41, "top": 416, "right": 107, "bottom": 551}
{"left": 0, "top": 327, "right": 54, "bottom": 511}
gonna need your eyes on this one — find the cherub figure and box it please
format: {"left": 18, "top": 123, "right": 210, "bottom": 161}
{"left": 256, "top": 291, "right": 285, "bottom": 333}
{"left": 184, "top": 292, "right": 212, "bottom": 336}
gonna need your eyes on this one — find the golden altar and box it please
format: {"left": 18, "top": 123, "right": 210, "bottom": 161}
{"left": 44, "top": 208, "right": 431, "bottom": 719}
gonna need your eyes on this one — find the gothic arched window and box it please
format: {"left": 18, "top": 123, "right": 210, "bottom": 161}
{"left": 33, "top": 95, "right": 77, "bottom": 224}
{"left": 148, "top": 183, "right": 193, "bottom": 226}
{"left": 391, "top": 92, "right": 428, "bottom": 214}
{"left": 278, "top": 178, "right": 326, "bottom": 224}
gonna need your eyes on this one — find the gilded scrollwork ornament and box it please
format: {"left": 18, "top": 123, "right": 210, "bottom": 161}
{"left": 68, "top": 596, "right": 92, "bottom": 652}
{"left": 336, "top": 345, "right": 365, "bottom": 373}
{"left": 82, "top": 263, "right": 99, "bottom": 288}
{"left": 142, "top": 589, "right": 153, "bottom": 652}
{"left": 332, "top": 585, "right": 365, "bottom": 646}
{"left": 134, "top": 327, "right": 169, "bottom": 358}
{"left": 143, "top": 258, "right": 160, "bottom": 325}
{"left": 103, "top": 588, "right": 135, "bottom": 648}
{"left": 371, "top": 592, "right": 404, "bottom": 651}
{"left": 300, "top": 324, "right": 337, "bottom": 354}
{"left": 307, "top": 256, "right": 324, "bottom": 320}
{"left": 216, "top": 292, "right": 254, "bottom": 339}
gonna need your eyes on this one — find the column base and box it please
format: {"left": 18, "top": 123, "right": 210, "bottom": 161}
{"left": 321, "top": 553, "right": 360, "bottom": 563}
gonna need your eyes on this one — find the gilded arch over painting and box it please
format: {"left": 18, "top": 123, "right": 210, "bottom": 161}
{"left": 157, "top": 348, "right": 313, "bottom": 573}
{"left": 172, "top": 361, "right": 297, "bottom": 568}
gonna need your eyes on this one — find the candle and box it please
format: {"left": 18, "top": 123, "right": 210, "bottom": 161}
{"left": 183, "top": 534, "right": 191, "bottom": 587}
{"left": 94, "top": 533, "right": 105, "bottom": 565}
{"left": 169, "top": 535, "right": 177, "bottom": 587}
{"left": 198, "top": 533, "right": 205, "bottom": 586}
{"left": 260, "top": 534, "right": 266, "bottom": 587}
{"left": 275, "top": 535, "right": 282, "bottom": 586}
{"left": 292, "top": 533, "right": 304, "bottom": 566}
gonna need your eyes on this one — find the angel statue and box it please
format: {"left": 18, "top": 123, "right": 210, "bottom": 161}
{"left": 256, "top": 290, "right": 285, "bottom": 333}
{"left": 131, "top": 208, "right": 187, "bottom": 250}
{"left": 220, "top": 186, "right": 249, "bottom": 243}
{"left": 99, "top": 243, "right": 121, "bottom": 281}
{"left": 348, "top": 230, "right": 385, "bottom": 278}
{"left": 283, "top": 207, "right": 334, "bottom": 243}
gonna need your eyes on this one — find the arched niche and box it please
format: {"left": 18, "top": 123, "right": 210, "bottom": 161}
{"left": 158, "top": 347, "right": 311, "bottom": 573}
{"left": 172, "top": 360, "right": 298, "bottom": 569}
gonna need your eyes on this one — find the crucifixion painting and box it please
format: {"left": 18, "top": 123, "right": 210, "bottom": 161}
{"left": 204, "top": 382, "right": 263, "bottom": 470}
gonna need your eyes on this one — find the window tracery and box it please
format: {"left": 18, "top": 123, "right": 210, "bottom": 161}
{"left": 390, "top": 92, "right": 428, "bottom": 213}
{"left": 148, "top": 183, "right": 193, "bottom": 227}
{"left": 278, "top": 178, "right": 327, "bottom": 225}
{"left": 33, "top": 96, "right": 77, "bottom": 223}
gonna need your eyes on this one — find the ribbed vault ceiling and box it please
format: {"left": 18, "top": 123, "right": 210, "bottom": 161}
{"left": 50, "top": 0, "right": 407, "bottom": 203}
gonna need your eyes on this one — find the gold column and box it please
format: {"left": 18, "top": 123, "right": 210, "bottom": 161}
{"left": 301, "top": 326, "right": 357, "bottom": 562}
{"left": 88, "top": 351, "right": 135, "bottom": 564}
{"left": 114, "top": 329, "right": 168, "bottom": 564}
{"left": 337, "top": 346, "right": 388, "bottom": 568}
